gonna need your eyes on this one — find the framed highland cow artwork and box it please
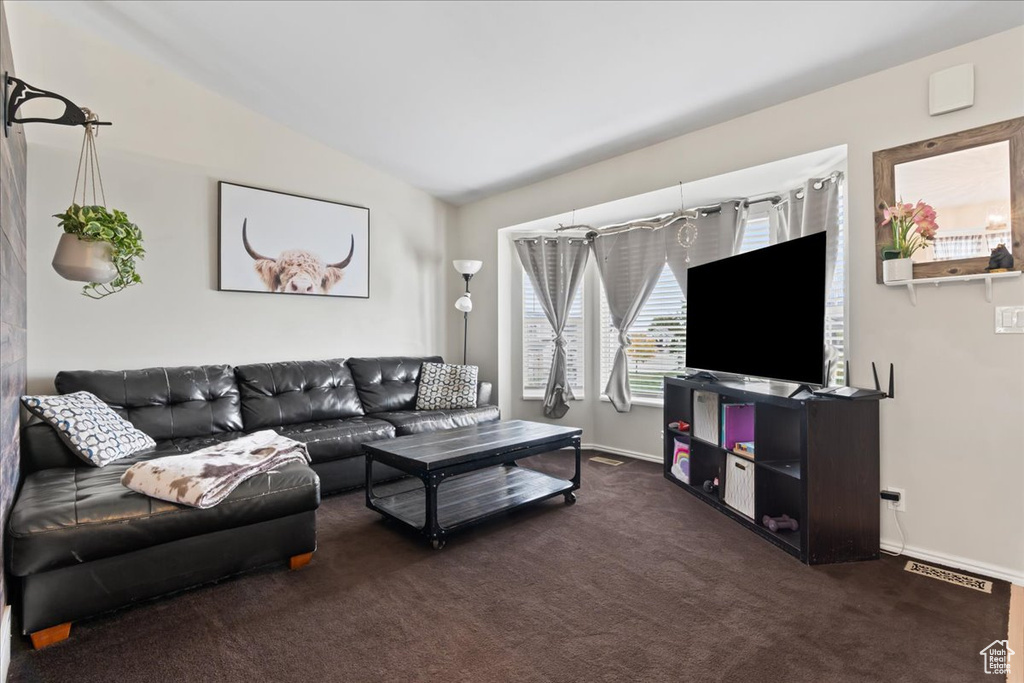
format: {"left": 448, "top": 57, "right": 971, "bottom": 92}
{"left": 218, "top": 182, "right": 370, "bottom": 298}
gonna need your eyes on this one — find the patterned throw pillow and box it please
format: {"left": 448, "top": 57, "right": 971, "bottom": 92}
{"left": 22, "top": 391, "right": 156, "bottom": 467}
{"left": 415, "top": 363, "right": 478, "bottom": 410}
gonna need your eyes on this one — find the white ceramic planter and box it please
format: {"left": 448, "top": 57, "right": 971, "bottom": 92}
{"left": 52, "top": 233, "right": 117, "bottom": 283}
{"left": 882, "top": 257, "right": 914, "bottom": 283}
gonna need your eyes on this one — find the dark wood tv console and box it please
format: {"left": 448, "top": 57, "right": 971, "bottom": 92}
{"left": 663, "top": 376, "right": 881, "bottom": 565}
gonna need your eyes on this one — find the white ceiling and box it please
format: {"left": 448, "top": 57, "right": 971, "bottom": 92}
{"left": 14, "top": 1, "right": 1024, "bottom": 204}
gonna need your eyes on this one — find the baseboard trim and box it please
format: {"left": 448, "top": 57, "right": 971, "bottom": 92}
{"left": 581, "top": 442, "right": 661, "bottom": 464}
{"left": 881, "top": 541, "right": 1024, "bottom": 586}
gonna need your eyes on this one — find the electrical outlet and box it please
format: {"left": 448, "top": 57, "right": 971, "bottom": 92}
{"left": 886, "top": 487, "right": 906, "bottom": 512}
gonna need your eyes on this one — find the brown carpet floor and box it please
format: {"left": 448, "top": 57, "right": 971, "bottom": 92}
{"left": 9, "top": 451, "right": 1009, "bottom": 682}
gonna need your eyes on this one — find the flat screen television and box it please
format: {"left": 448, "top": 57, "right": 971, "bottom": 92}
{"left": 684, "top": 231, "right": 827, "bottom": 386}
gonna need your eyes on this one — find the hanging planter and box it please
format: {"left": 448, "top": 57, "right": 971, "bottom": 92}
{"left": 52, "top": 110, "right": 146, "bottom": 299}
{"left": 52, "top": 232, "right": 117, "bottom": 283}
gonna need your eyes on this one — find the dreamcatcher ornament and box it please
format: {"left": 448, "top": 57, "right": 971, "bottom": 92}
{"left": 675, "top": 183, "right": 698, "bottom": 263}
{"left": 51, "top": 110, "right": 147, "bottom": 299}
{"left": 676, "top": 215, "right": 698, "bottom": 262}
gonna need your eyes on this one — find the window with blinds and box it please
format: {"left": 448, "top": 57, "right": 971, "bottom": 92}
{"left": 597, "top": 184, "right": 847, "bottom": 402}
{"left": 522, "top": 276, "right": 585, "bottom": 399}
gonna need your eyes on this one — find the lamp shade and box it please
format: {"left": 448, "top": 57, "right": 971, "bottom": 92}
{"left": 452, "top": 259, "right": 483, "bottom": 275}
{"left": 454, "top": 294, "right": 473, "bottom": 313}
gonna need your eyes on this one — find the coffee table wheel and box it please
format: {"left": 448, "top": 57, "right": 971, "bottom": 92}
{"left": 431, "top": 538, "right": 446, "bottom": 551}
{"left": 564, "top": 492, "right": 577, "bottom": 506}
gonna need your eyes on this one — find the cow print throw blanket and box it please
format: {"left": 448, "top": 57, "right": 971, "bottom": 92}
{"left": 121, "top": 430, "right": 310, "bottom": 509}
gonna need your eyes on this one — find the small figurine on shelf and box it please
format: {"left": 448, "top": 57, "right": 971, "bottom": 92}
{"left": 668, "top": 421, "right": 691, "bottom": 433}
{"left": 985, "top": 243, "right": 1014, "bottom": 272}
{"left": 702, "top": 477, "right": 719, "bottom": 495}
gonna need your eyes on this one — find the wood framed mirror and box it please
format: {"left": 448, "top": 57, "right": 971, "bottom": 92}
{"left": 873, "top": 117, "right": 1024, "bottom": 283}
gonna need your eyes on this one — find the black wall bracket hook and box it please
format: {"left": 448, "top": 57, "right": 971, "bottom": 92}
{"left": 3, "top": 72, "right": 112, "bottom": 137}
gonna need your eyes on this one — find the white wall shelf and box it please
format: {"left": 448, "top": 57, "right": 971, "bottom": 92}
{"left": 884, "top": 271, "right": 1022, "bottom": 305}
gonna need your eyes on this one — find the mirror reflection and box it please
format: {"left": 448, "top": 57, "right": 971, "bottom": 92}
{"left": 894, "top": 141, "right": 1011, "bottom": 263}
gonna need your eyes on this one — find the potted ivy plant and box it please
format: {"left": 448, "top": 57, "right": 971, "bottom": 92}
{"left": 52, "top": 203, "right": 146, "bottom": 299}
{"left": 880, "top": 199, "right": 939, "bottom": 283}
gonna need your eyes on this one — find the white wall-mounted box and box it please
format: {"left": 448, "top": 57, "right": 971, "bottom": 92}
{"left": 929, "top": 63, "right": 974, "bottom": 116}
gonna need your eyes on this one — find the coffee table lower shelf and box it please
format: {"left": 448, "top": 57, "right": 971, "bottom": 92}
{"left": 370, "top": 466, "right": 576, "bottom": 547}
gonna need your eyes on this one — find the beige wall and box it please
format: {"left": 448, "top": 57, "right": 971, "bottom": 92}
{"left": 9, "top": 6, "right": 454, "bottom": 393}
{"left": 451, "top": 28, "right": 1024, "bottom": 582}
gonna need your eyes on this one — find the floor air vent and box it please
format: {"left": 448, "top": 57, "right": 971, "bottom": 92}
{"left": 904, "top": 560, "right": 993, "bottom": 593}
{"left": 589, "top": 456, "right": 624, "bottom": 466}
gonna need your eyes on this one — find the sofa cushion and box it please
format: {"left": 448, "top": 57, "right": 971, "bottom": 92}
{"left": 8, "top": 454, "right": 319, "bottom": 576}
{"left": 375, "top": 405, "right": 500, "bottom": 436}
{"left": 56, "top": 365, "right": 243, "bottom": 441}
{"left": 274, "top": 416, "right": 395, "bottom": 464}
{"left": 234, "top": 359, "right": 364, "bottom": 430}
{"left": 347, "top": 356, "right": 442, "bottom": 413}
{"left": 21, "top": 392, "right": 156, "bottom": 467}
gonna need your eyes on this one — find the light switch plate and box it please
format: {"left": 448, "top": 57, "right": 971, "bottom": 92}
{"left": 995, "top": 306, "right": 1024, "bottom": 334}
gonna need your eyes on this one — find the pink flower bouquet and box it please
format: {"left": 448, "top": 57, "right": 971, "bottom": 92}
{"left": 881, "top": 199, "right": 940, "bottom": 259}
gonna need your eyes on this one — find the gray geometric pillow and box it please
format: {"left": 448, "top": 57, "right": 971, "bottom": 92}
{"left": 22, "top": 391, "right": 156, "bottom": 467}
{"left": 416, "top": 363, "right": 478, "bottom": 410}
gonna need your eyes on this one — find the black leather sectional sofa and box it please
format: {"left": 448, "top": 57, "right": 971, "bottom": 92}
{"left": 9, "top": 356, "right": 498, "bottom": 647}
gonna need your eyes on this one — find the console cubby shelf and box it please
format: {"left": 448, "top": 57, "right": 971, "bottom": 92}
{"left": 663, "top": 376, "right": 881, "bottom": 565}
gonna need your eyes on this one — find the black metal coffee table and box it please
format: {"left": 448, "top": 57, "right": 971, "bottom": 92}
{"left": 364, "top": 420, "right": 582, "bottom": 549}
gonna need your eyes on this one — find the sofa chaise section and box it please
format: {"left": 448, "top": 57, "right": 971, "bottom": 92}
{"left": 12, "top": 365, "right": 320, "bottom": 648}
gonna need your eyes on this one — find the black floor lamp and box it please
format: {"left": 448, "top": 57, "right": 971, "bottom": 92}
{"left": 452, "top": 260, "right": 482, "bottom": 365}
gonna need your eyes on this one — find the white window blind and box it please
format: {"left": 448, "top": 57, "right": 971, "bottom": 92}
{"left": 522, "top": 275, "right": 585, "bottom": 399}
{"left": 738, "top": 216, "right": 770, "bottom": 253}
{"left": 599, "top": 265, "right": 686, "bottom": 402}
{"left": 826, "top": 184, "right": 846, "bottom": 387}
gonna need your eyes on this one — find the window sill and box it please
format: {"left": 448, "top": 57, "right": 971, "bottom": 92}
{"left": 599, "top": 394, "right": 663, "bottom": 408}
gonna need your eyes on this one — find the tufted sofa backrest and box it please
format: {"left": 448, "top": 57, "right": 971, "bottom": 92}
{"left": 234, "top": 359, "right": 364, "bottom": 430}
{"left": 346, "top": 356, "right": 442, "bottom": 413}
{"left": 55, "top": 365, "right": 243, "bottom": 441}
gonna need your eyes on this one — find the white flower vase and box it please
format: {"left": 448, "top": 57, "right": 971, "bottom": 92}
{"left": 882, "top": 257, "right": 913, "bottom": 283}
{"left": 52, "top": 233, "right": 118, "bottom": 283}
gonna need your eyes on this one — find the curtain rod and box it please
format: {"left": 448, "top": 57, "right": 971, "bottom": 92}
{"left": 553, "top": 171, "right": 843, "bottom": 236}
{"left": 513, "top": 236, "right": 591, "bottom": 244}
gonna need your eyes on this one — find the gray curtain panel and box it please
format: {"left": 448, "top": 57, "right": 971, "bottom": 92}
{"left": 778, "top": 188, "right": 804, "bottom": 241}
{"left": 514, "top": 236, "right": 589, "bottom": 418}
{"left": 592, "top": 228, "right": 666, "bottom": 412}
{"left": 666, "top": 200, "right": 746, "bottom": 300}
{"left": 767, "top": 202, "right": 786, "bottom": 245}
{"left": 778, "top": 177, "right": 842, "bottom": 382}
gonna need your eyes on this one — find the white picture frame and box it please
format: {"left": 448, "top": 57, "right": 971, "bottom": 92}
{"left": 218, "top": 181, "right": 370, "bottom": 298}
